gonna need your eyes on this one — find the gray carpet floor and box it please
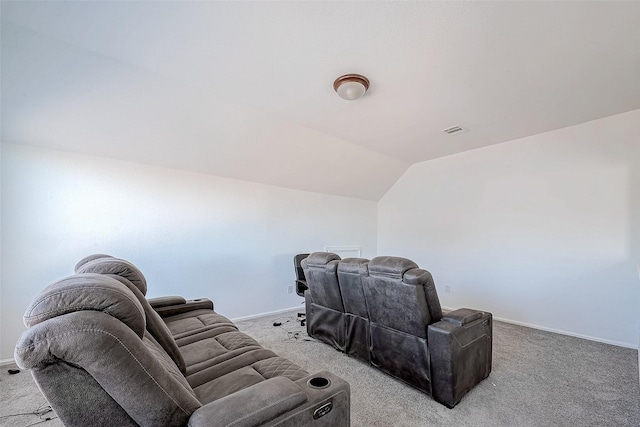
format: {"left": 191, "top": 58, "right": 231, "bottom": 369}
{"left": 236, "top": 311, "right": 640, "bottom": 427}
{"left": 1, "top": 310, "right": 638, "bottom": 426}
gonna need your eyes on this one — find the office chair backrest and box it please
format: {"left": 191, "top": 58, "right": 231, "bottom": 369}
{"left": 293, "top": 253, "right": 309, "bottom": 297}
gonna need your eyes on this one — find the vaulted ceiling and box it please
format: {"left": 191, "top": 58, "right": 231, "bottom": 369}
{"left": 2, "top": 1, "right": 640, "bottom": 200}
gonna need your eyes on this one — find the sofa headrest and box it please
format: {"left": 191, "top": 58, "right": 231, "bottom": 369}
{"left": 74, "top": 254, "right": 114, "bottom": 272}
{"left": 76, "top": 257, "right": 148, "bottom": 295}
{"left": 337, "top": 258, "right": 370, "bottom": 275}
{"left": 23, "top": 274, "right": 146, "bottom": 338}
{"left": 403, "top": 268, "right": 433, "bottom": 285}
{"left": 368, "top": 256, "right": 419, "bottom": 280}
{"left": 303, "top": 252, "right": 341, "bottom": 269}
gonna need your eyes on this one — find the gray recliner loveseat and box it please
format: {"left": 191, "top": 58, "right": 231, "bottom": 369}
{"left": 15, "top": 255, "right": 350, "bottom": 426}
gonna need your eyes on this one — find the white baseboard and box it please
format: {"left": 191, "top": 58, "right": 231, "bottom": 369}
{"left": 441, "top": 306, "right": 638, "bottom": 350}
{"left": 1, "top": 358, "right": 16, "bottom": 366}
{"left": 231, "top": 306, "right": 301, "bottom": 322}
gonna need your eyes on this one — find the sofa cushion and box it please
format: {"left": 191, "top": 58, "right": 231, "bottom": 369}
{"left": 105, "top": 274, "right": 188, "bottom": 374}
{"left": 164, "top": 310, "right": 237, "bottom": 337}
{"left": 180, "top": 331, "right": 260, "bottom": 368}
{"left": 193, "top": 357, "right": 309, "bottom": 405}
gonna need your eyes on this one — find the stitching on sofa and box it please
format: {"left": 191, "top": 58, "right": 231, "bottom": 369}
{"left": 26, "top": 286, "right": 144, "bottom": 323}
{"left": 225, "top": 393, "right": 303, "bottom": 427}
{"left": 450, "top": 332, "right": 489, "bottom": 348}
{"left": 17, "top": 327, "right": 193, "bottom": 416}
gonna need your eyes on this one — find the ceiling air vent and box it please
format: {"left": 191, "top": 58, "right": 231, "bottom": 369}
{"left": 442, "top": 125, "right": 466, "bottom": 135}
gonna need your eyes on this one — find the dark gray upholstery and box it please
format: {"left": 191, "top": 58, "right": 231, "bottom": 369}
{"left": 301, "top": 252, "right": 345, "bottom": 351}
{"left": 337, "top": 258, "right": 371, "bottom": 362}
{"left": 294, "top": 254, "right": 309, "bottom": 297}
{"left": 306, "top": 253, "right": 492, "bottom": 408}
{"left": 16, "top": 259, "right": 351, "bottom": 426}
{"left": 364, "top": 256, "right": 442, "bottom": 337}
{"left": 363, "top": 257, "right": 440, "bottom": 394}
{"left": 428, "top": 308, "right": 493, "bottom": 408}
{"left": 363, "top": 256, "right": 491, "bottom": 408}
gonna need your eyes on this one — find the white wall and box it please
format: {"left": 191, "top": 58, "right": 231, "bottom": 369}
{"left": 378, "top": 109, "right": 640, "bottom": 348}
{"left": 2, "top": 110, "right": 638, "bottom": 362}
{"left": 0, "top": 143, "right": 377, "bottom": 361}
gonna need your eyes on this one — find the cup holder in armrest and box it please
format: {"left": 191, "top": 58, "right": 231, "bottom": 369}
{"left": 308, "top": 377, "right": 331, "bottom": 389}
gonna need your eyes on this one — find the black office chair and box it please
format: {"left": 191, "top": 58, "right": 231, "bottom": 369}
{"left": 294, "top": 254, "right": 309, "bottom": 296}
{"left": 294, "top": 254, "right": 309, "bottom": 325}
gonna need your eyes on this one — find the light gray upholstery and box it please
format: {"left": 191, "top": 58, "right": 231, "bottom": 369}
{"left": 301, "top": 252, "right": 345, "bottom": 351}
{"left": 77, "top": 258, "right": 189, "bottom": 374}
{"left": 17, "top": 275, "right": 200, "bottom": 426}
{"left": 16, "top": 259, "right": 351, "bottom": 426}
{"left": 74, "top": 253, "right": 114, "bottom": 271}
{"left": 76, "top": 256, "right": 252, "bottom": 376}
{"left": 76, "top": 256, "right": 148, "bottom": 295}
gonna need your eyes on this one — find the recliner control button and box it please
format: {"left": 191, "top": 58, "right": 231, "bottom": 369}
{"left": 313, "top": 401, "right": 333, "bottom": 419}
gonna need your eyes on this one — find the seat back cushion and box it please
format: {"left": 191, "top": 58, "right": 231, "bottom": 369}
{"left": 362, "top": 256, "right": 441, "bottom": 394}
{"left": 302, "top": 252, "right": 346, "bottom": 351}
{"left": 106, "top": 274, "right": 188, "bottom": 374}
{"left": 301, "top": 252, "right": 344, "bottom": 312}
{"left": 364, "top": 256, "right": 442, "bottom": 338}
{"left": 337, "top": 258, "right": 371, "bottom": 361}
{"left": 337, "top": 258, "right": 370, "bottom": 317}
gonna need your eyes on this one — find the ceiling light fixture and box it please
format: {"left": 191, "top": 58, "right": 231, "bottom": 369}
{"left": 333, "top": 74, "right": 370, "bottom": 100}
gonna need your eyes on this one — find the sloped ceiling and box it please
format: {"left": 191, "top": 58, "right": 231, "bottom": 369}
{"left": 2, "top": 1, "right": 640, "bottom": 201}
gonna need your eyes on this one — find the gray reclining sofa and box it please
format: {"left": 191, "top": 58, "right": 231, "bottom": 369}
{"left": 302, "top": 252, "right": 492, "bottom": 408}
{"left": 15, "top": 255, "right": 350, "bottom": 427}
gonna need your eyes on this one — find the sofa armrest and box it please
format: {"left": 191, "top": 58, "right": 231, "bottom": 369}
{"left": 148, "top": 296, "right": 187, "bottom": 308}
{"left": 187, "top": 377, "right": 306, "bottom": 427}
{"left": 428, "top": 309, "right": 493, "bottom": 408}
{"left": 441, "top": 308, "right": 483, "bottom": 326}
{"left": 151, "top": 298, "right": 214, "bottom": 318}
